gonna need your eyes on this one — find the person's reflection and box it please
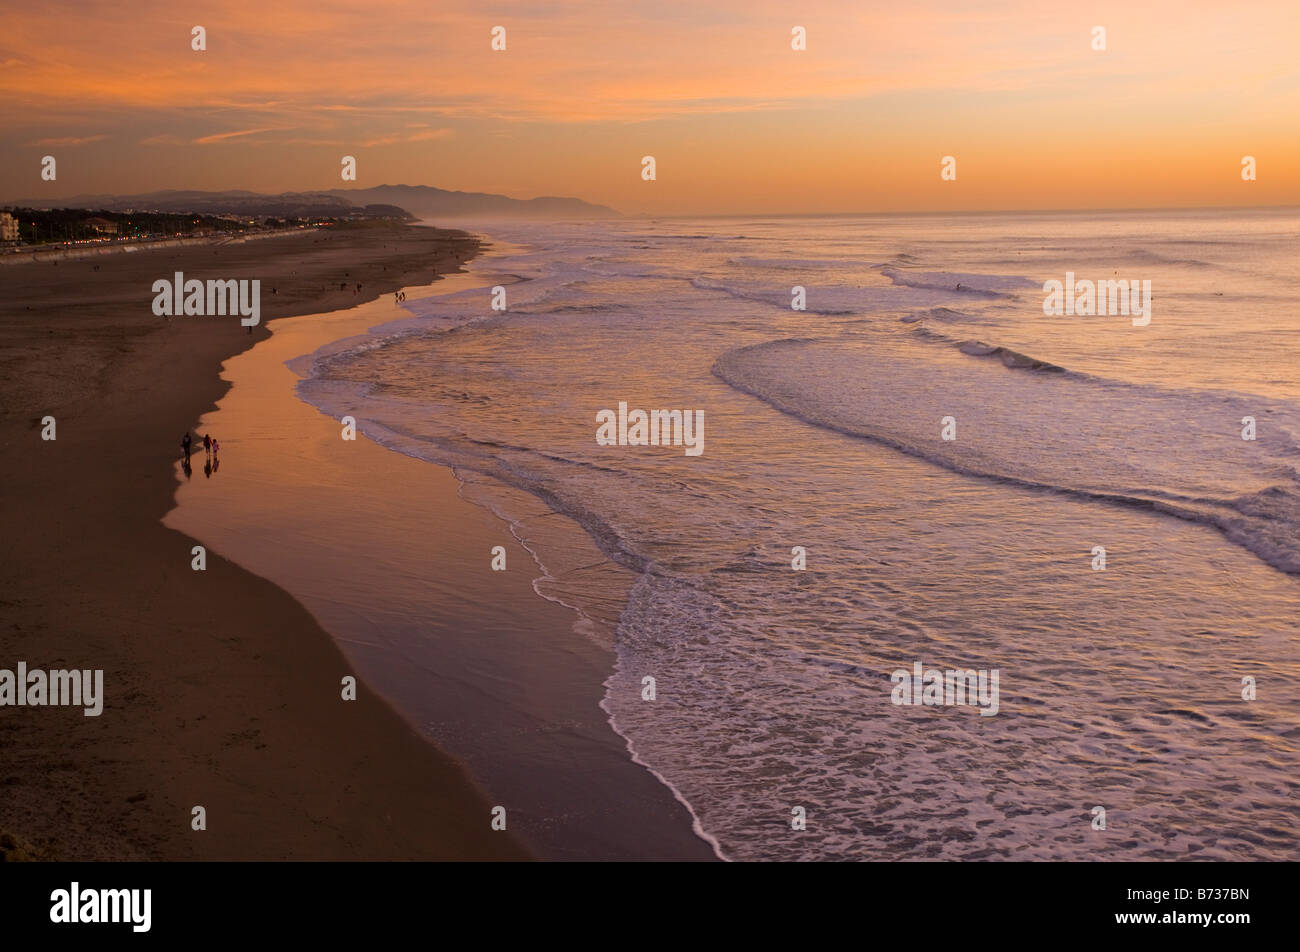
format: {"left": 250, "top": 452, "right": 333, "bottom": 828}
{"left": 182, "top": 457, "right": 192, "bottom": 480}
{"left": 204, "top": 459, "right": 212, "bottom": 479}
{"left": 212, "top": 457, "right": 220, "bottom": 475}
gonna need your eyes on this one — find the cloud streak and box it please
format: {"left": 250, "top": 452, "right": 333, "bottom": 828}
{"left": 28, "top": 134, "right": 108, "bottom": 146}
{"left": 193, "top": 127, "right": 281, "bottom": 145}
{"left": 360, "top": 128, "right": 454, "bottom": 147}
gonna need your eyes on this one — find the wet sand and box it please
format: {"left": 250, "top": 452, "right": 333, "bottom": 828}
{"left": 164, "top": 259, "right": 719, "bottom": 861}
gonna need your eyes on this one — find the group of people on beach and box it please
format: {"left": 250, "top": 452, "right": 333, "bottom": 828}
{"left": 180, "top": 431, "right": 220, "bottom": 479}
{"left": 393, "top": 290, "right": 407, "bottom": 303}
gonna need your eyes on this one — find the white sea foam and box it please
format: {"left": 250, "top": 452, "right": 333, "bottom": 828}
{"left": 293, "top": 212, "right": 1300, "bottom": 860}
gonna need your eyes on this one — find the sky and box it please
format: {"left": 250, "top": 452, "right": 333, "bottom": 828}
{"left": 1, "top": 0, "right": 1297, "bottom": 215}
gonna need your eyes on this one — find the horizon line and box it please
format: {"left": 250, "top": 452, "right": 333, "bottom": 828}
{"left": 5, "top": 191, "right": 1300, "bottom": 221}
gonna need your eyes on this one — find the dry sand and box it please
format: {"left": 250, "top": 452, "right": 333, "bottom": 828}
{"left": 0, "top": 224, "right": 529, "bottom": 860}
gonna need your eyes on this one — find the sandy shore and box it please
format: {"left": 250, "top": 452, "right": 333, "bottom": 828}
{"left": 0, "top": 223, "right": 528, "bottom": 860}
{"left": 161, "top": 261, "right": 719, "bottom": 860}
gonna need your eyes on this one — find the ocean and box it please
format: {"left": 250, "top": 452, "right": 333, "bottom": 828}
{"left": 279, "top": 210, "right": 1299, "bottom": 859}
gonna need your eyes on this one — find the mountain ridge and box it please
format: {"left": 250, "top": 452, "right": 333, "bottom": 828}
{"left": 4, "top": 185, "right": 621, "bottom": 220}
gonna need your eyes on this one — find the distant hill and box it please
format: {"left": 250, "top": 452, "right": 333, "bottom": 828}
{"left": 326, "top": 185, "right": 620, "bottom": 219}
{"left": 6, "top": 185, "right": 620, "bottom": 220}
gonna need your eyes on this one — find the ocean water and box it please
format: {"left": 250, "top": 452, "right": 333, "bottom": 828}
{"left": 296, "top": 210, "right": 1300, "bottom": 860}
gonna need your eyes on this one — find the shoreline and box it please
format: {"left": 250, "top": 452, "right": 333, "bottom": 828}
{"left": 0, "top": 222, "right": 529, "bottom": 860}
{"left": 162, "top": 240, "right": 719, "bottom": 861}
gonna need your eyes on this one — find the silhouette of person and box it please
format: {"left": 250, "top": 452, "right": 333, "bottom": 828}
{"left": 204, "top": 459, "right": 212, "bottom": 478}
{"left": 181, "top": 432, "right": 192, "bottom": 461}
{"left": 203, "top": 434, "right": 211, "bottom": 458}
{"left": 182, "top": 457, "right": 192, "bottom": 479}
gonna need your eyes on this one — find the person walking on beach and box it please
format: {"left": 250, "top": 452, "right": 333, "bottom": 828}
{"left": 211, "top": 438, "right": 220, "bottom": 460}
{"left": 181, "top": 432, "right": 192, "bottom": 461}
{"left": 203, "top": 433, "right": 211, "bottom": 458}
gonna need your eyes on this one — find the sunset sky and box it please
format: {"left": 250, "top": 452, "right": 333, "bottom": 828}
{"left": 1, "top": 0, "right": 1297, "bottom": 214}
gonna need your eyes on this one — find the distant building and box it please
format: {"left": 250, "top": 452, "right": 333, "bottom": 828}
{"left": 82, "top": 216, "right": 118, "bottom": 235}
{"left": 0, "top": 211, "right": 18, "bottom": 243}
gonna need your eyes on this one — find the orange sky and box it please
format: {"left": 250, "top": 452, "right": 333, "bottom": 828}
{"left": 1, "top": 0, "right": 1297, "bottom": 214}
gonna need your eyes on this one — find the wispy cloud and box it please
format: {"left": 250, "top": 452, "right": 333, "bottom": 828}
{"left": 193, "top": 127, "right": 280, "bottom": 145}
{"left": 360, "top": 128, "right": 454, "bottom": 147}
{"left": 28, "top": 133, "right": 107, "bottom": 146}
{"left": 139, "top": 133, "right": 187, "bottom": 146}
